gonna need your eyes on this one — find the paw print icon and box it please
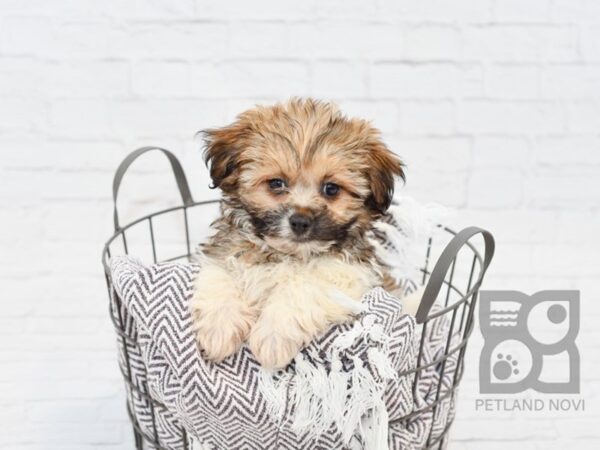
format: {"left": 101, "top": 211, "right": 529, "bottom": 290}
{"left": 479, "top": 290, "right": 580, "bottom": 394}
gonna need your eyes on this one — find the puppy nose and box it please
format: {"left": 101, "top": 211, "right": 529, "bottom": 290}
{"left": 289, "top": 213, "right": 312, "bottom": 235}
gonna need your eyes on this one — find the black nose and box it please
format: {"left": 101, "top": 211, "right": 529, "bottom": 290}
{"left": 289, "top": 213, "right": 312, "bottom": 235}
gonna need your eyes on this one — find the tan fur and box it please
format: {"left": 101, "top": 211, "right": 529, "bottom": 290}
{"left": 399, "top": 286, "right": 425, "bottom": 317}
{"left": 191, "top": 98, "right": 404, "bottom": 369}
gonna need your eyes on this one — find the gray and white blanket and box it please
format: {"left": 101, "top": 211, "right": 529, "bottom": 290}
{"left": 110, "top": 256, "right": 458, "bottom": 450}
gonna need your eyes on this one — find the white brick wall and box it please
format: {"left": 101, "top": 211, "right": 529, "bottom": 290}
{"left": 1, "top": 1, "right": 598, "bottom": 449}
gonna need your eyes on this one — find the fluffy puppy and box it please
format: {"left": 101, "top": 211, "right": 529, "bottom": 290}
{"left": 191, "top": 98, "right": 404, "bottom": 369}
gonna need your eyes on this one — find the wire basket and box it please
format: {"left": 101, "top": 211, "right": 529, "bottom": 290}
{"left": 102, "top": 147, "right": 494, "bottom": 450}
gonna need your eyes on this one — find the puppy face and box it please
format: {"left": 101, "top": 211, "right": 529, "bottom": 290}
{"left": 203, "top": 98, "right": 404, "bottom": 256}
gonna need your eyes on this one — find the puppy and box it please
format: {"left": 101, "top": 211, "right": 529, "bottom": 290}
{"left": 191, "top": 98, "right": 405, "bottom": 369}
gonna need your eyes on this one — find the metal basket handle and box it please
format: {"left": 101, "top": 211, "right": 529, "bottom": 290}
{"left": 415, "top": 226, "right": 495, "bottom": 324}
{"left": 112, "top": 147, "right": 194, "bottom": 231}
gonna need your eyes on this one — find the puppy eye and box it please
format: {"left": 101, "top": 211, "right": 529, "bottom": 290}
{"left": 267, "top": 178, "right": 286, "bottom": 190}
{"left": 322, "top": 182, "right": 340, "bottom": 198}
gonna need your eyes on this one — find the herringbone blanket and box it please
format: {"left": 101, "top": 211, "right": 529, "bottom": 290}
{"left": 110, "top": 256, "right": 458, "bottom": 450}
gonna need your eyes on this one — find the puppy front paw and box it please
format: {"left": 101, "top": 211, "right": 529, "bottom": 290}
{"left": 191, "top": 264, "right": 255, "bottom": 362}
{"left": 194, "top": 316, "right": 251, "bottom": 362}
{"left": 248, "top": 321, "right": 305, "bottom": 370}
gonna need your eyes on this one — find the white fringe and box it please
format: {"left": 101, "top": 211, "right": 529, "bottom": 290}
{"left": 369, "top": 196, "right": 450, "bottom": 283}
{"left": 260, "top": 312, "right": 398, "bottom": 450}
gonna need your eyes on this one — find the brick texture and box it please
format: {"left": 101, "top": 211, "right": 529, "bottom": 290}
{"left": 1, "top": 1, "right": 599, "bottom": 449}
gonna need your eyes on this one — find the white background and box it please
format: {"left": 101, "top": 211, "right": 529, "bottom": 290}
{"left": 1, "top": 1, "right": 599, "bottom": 449}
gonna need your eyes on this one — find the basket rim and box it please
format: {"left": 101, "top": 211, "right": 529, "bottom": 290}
{"left": 101, "top": 200, "right": 488, "bottom": 329}
{"left": 101, "top": 199, "right": 482, "bottom": 274}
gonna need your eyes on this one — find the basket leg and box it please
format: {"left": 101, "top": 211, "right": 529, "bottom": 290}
{"left": 133, "top": 427, "right": 144, "bottom": 450}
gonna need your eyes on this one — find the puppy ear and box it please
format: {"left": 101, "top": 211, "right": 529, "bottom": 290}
{"left": 365, "top": 140, "right": 405, "bottom": 214}
{"left": 201, "top": 122, "right": 247, "bottom": 193}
